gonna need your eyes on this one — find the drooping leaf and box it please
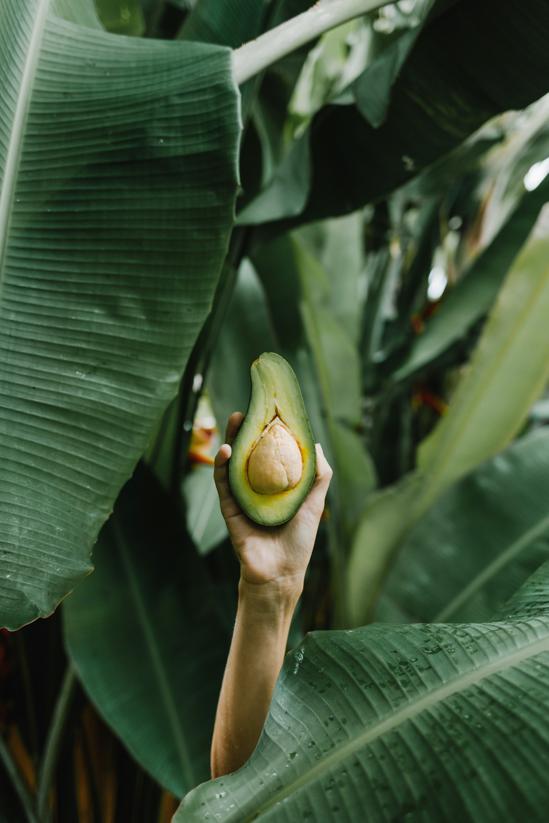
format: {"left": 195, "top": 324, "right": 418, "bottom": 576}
{"left": 416, "top": 224, "right": 549, "bottom": 501}
{"left": 0, "top": 0, "right": 240, "bottom": 628}
{"left": 378, "top": 428, "right": 549, "bottom": 625}
{"left": 393, "top": 125, "right": 549, "bottom": 382}
{"left": 288, "top": 18, "right": 370, "bottom": 133}
{"left": 290, "top": 0, "right": 549, "bottom": 225}
{"left": 479, "top": 94, "right": 549, "bottom": 243}
{"left": 352, "top": 0, "right": 437, "bottom": 128}
{"left": 64, "top": 466, "right": 230, "bottom": 797}
{"left": 176, "top": 561, "right": 549, "bottom": 821}
{"left": 347, "top": 214, "right": 549, "bottom": 625}
{"left": 237, "top": 0, "right": 437, "bottom": 226}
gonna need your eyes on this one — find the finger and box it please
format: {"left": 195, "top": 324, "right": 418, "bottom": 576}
{"left": 214, "top": 443, "right": 231, "bottom": 468}
{"left": 304, "top": 444, "right": 333, "bottom": 515}
{"left": 213, "top": 443, "right": 241, "bottom": 518}
{"left": 313, "top": 443, "right": 333, "bottom": 488}
{"left": 214, "top": 444, "right": 232, "bottom": 502}
{"left": 225, "top": 412, "right": 244, "bottom": 446}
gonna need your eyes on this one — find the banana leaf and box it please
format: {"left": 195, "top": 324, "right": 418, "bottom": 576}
{"left": 176, "top": 560, "right": 549, "bottom": 821}
{"left": 346, "top": 218, "right": 549, "bottom": 625}
{"left": 291, "top": 0, "right": 549, "bottom": 225}
{"left": 64, "top": 465, "right": 230, "bottom": 797}
{"left": 378, "top": 428, "right": 549, "bottom": 624}
{"left": 180, "top": 0, "right": 270, "bottom": 46}
{"left": 393, "top": 172, "right": 549, "bottom": 382}
{"left": 0, "top": 0, "right": 240, "bottom": 628}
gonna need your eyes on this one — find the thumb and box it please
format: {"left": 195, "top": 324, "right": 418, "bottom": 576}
{"left": 213, "top": 443, "right": 242, "bottom": 520}
{"left": 303, "top": 444, "right": 333, "bottom": 518}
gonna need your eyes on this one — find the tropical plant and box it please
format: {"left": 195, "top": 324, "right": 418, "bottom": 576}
{"left": 1, "top": 0, "right": 549, "bottom": 820}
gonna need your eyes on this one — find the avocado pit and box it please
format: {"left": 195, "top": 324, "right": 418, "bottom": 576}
{"left": 247, "top": 416, "right": 303, "bottom": 495}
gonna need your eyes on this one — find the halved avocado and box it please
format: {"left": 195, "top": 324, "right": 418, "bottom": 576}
{"left": 229, "top": 353, "right": 316, "bottom": 526}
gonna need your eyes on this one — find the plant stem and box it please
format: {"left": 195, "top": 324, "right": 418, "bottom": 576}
{"left": 172, "top": 228, "right": 251, "bottom": 492}
{"left": 14, "top": 632, "right": 39, "bottom": 762}
{"left": 0, "top": 734, "right": 39, "bottom": 823}
{"left": 233, "top": 0, "right": 390, "bottom": 85}
{"left": 37, "top": 666, "right": 78, "bottom": 821}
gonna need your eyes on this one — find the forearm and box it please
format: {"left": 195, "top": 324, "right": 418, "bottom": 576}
{"left": 210, "top": 577, "right": 302, "bottom": 778}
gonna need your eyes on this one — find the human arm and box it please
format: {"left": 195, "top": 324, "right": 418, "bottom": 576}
{"left": 210, "top": 412, "right": 333, "bottom": 778}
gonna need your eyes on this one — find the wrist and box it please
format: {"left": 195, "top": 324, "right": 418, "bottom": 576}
{"left": 238, "top": 575, "right": 303, "bottom": 616}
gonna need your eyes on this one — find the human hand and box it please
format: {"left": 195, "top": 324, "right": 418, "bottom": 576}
{"left": 214, "top": 412, "right": 333, "bottom": 600}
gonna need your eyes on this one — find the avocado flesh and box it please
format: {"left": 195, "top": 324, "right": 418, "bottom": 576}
{"left": 229, "top": 353, "right": 316, "bottom": 526}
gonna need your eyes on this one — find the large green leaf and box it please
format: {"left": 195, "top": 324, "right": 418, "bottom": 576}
{"left": 347, "top": 215, "right": 549, "bottom": 625}
{"left": 378, "top": 429, "right": 549, "bottom": 624}
{"left": 180, "top": 0, "right": 270, "bottom": 47}
{"left": 352, "top": 0, "right": 438, "bottom": 128}
{"left": 64, "top": 465, "right": 230, "bottom": 797}
{"left": 417, "top": 228, "right": 549, "bottom": 504}
{"left": 0, "top": 0, "right": 240, "bottom": 628}
{"left": 290, "top": 0, "right": 549, "bottom": 225}
{"left": 237, "top": 1, "right": 435, "bottom": 226}
{"left": 176, "top": 561, "right": 549, "bottom": 821}
{"left": 182, "top": 0, "right": 314, "bottom": 47}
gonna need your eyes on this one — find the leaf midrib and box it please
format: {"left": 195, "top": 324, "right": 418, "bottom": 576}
{"left": 435, "top": 512, "right": 549, "bottom": 622}
{"left": 245, "top": 629, "right": 549, "bottom": 821}
{"left": 114, "top": 521, "right": 196, "bottom": 789}
{"left": 0, "top": 0, "right": 51, "bottom": 286}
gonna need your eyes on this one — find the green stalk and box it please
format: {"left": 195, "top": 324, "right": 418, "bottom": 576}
{"left": 232, "top": 0, "right": 391, "bottom": 85}
{"left": 0, "top": 733, "right": 39, "bottom": 823}
{"left": 14, "top": 632, "right": 39, "bottom": 762}
{"left": 37, "top": 666, "right": 78, "bottom": 821}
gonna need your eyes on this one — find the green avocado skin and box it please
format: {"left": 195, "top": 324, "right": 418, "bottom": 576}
{"left": 228, "top": 353, "right": 316, "bottom": 526}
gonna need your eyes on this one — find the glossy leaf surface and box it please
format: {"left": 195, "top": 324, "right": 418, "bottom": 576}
{"left": 0, "top": 0, "right": 240, "bottom": 628}
{"left": 379, "top": 429, "right": 549, "bottom": 624}
{"left": 295, "top": 0, "right": 549, "bottom": 224}
{"left": 347, "top": 216, "right": 549, "bottom": 624}
{"left": 64, "top": 467, "right": 230, "bottom": 797}
{"left": 177, "top": 563, "right": 549, "bottom": 821}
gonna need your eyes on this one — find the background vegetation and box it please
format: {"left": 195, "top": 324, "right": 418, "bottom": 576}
{"left": 1, "top": 0, "right": 549, "bottom": 820}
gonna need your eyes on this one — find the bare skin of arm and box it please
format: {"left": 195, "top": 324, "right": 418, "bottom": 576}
{"left": 210, "top": 412, "right": 333, "bottom": 779}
